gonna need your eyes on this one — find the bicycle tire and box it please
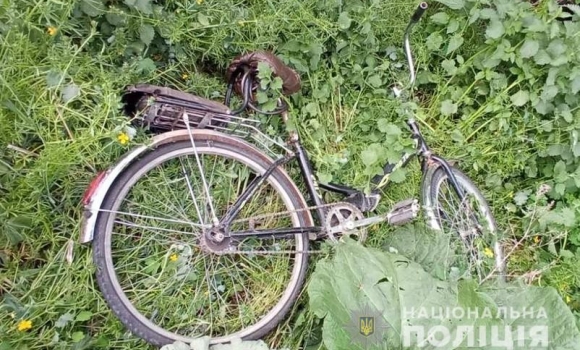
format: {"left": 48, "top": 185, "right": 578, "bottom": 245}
{"left": 92, "top": 134, "right": 312, "bottom": 347}
{"left": 424, "top": 166, "right": 505, "bottom": 283}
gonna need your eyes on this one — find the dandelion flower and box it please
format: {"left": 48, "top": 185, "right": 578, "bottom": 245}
{"left": 483, "top": 247, "right": 494, "bottom": 258}
{"left": 181, "top": 73, "right": 189, "bottom": 80}
{"left": 17, "top": 320, "right": 32, "bottom": 331}
{"left": 117, "top": 132, "right": 130, "bottom": 145}
{"left": 169, "top": 253, "right": 178, "bottom": 262}
{"left": 47, "top": 26, "right": 57, "bottom": 36}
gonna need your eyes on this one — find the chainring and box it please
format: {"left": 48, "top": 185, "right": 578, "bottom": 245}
{"left": 324, "top": 202, "right": 367, "bottom": 243}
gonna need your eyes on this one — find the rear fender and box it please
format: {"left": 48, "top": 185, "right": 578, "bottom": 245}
{"left": 79, "top": 129, "right": 229, "bottom": 244}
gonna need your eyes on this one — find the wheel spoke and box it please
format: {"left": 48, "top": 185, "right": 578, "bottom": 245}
{"left": 96, "top": 138, "right": 308, "bottom": 344}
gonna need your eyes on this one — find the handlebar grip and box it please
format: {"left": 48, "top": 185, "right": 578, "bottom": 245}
{"left": 410, "top": 2, "right": 428, "bottom": 23}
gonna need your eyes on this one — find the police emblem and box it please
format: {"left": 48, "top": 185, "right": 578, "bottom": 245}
{"left": 345, "top": 303, "right": 390, "bottom": 349}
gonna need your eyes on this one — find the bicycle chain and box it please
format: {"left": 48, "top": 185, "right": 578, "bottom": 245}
{"left": 218, "top": 202, "right": 351, "bottom": 256}
{"left": 230, "top": 202, "right": 339, "bottom": 225}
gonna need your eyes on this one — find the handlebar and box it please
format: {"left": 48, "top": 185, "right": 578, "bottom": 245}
{"left": 411, "top": 2, "right": 428, "bottom": 24}
{"left": 399, "top": 2, "right": 428, "bottom": 95}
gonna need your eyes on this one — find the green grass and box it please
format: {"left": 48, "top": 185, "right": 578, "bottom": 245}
{"left": 2, "top": 0, "right": 580, "bottom": 349}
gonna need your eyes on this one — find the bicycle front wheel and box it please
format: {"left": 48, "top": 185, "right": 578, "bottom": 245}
{"left": 92, "top": 133, "right": 312, "bottom": 346}
{"left": 423, "top": 166, "right": 505, "bottom": 284}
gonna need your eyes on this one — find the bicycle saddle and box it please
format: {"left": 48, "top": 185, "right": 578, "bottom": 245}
{"left": 225, "top": 51, "right": 301, "bottom": 96}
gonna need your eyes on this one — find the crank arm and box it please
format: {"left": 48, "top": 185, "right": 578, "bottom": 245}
{"left": 327, "top": 216, "right": 385, "bottom": 235}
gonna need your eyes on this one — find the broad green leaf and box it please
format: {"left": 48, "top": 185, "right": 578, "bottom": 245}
{"left": 389, "top": 167, "right": 406, "bottom": 183}
{"left": 541, "top": 85, "right": 558, "bottom": 101}
{"left": 46, "top": 70, "right": 63, "bottom": 88}
{"left": 382, "top": 224, "right": 454, "bottom": 279}
{"left": 441, "top": 59, "right": 457, "bottom": 75}
{"left": 514, "top": 190, "right": 530, "bottom": 206}
{"left": 539, "top": 207, "right": 576, "bottom": 228}
{"left": 519, "top": 39, "right": 539, "bottom": 58}
{"left": 447, "top": 19, "right": 460, "bottom": 33}
{"left": 431, "top": 12, "right": 449, "bottom": 25}
{"left": 71, "top": 331, "right": 84, "bottom": 343}
{"left": 316, "top": 172, "right": 332, "bottom": 184}
{"left": 76, "top": 310, "right": 93, "bottom": 322}
{"left": 160, "top": 340, "right": 197, "bottom": 350}
{"left": 486, "top": 286, "right": 580, "bottom": 349}
{"left": 533, "top": 50, "right": 551, "bottom": 65}
{"left": 446, "top": 34, "right": 464, "bottom": 54}
{"left": 337, "top": 12, "right": 352, "bottom": 30}
{"left": 486, "top": 20, "right": 504, "bottom": 39}
{"left": 440, "top": 99, "right": 458, "bottom": 116}
{"left": 555, "top": 183, "right": 566, "bottom": 195}
{"left": 304, "top": 102, "right": 318, "bottom": 117}
{"left": 510, "top": 90, "right": 529, "bottom": 107}
{"left": 547, "top": 39, "right": 567, "bottom": 57}
{"left": 134, "top": 0, "right": 153, "bottom": 14}
{"left": 360, "top": 147, "right": 378, "bottom": 166}
{"left": 451, "top": 129, "right": 464, "bottom": 143}
{"left": 571, "top": 76, "right": 580, "bottom": 94}
{"left": 80, "top": 0, "right": 106, "bottom": 17}
{"left": 105, "top": 13, "right": 126, "bottom": 26}
{"left": 139, "top": 24, "right": 155, "bottom": 45}
{"left": 367, "top": 74, "right": 382, "bottom": 88}
{"left": 61, "top": 83, "right": 81, "bottom": 103}
{"left": 256, "top": 91, "right": 269, "bottom": 104}
{"left": 211, "top": 337, "right": 274, "bottom": 349}
{"left": 309, "top": 240, "right": 580, "bottom": 349}
{"left": 377, "top": 120, "right": 401, "bottom": 136}
{"left": 55, "top": 312, "right": 74, "bottom": 328}
{"left": 435, "top": 0, "right": 465, "bottom": 10}
{"left": 197, "top": 13, "right": 210, "bottom": 26}
{"left": 271, "top": 77, "right": 283, "bottom": 91}
{"left": 136, "top": 58, "right": 156, "bottom": 74}
{"left": 426, "top": 32, "right": 443, "bottom": 51}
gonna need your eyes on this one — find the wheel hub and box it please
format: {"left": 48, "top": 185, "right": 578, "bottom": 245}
{"left": 200, "top": 228, "right": 235, "bottom": 254}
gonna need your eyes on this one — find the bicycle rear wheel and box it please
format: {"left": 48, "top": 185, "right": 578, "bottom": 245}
{"left": 92, "top": 133, "right": 311, "bottom": 346}
{"left": 423, "top": 166, "right": 505, "bottom": 283}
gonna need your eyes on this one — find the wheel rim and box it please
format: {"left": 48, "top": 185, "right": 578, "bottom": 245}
{"left": 101, "top": 143, "right": 306, "bottom": 344}
{"left": 431, "top": 172, "right": 503, "bottom": 283}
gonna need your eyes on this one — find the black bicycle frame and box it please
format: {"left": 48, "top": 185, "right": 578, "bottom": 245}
{"left": 218, "top": 2, "right": 469, "bottom": 241}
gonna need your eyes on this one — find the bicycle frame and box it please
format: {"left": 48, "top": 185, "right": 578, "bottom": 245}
{"left": 219, "top": 2, "right": 471, "bottom": 241}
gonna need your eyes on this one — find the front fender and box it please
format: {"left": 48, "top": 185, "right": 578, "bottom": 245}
{"left": 419, "top": 160, "right": 443, "bottom": 231}
{"left": 79, "top": 129, "right": 227, "bottom": 244}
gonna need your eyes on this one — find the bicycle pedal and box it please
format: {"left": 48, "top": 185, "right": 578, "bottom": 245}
{"left": 386, "top": 198, "right": 420, "bottom": 226}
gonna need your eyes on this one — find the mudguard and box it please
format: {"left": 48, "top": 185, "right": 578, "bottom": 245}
{"left": 419, "top": 160, "right": 444, "bottom": 231}
{"left": 79, "top": 129, "right": 229, "bottom": 244}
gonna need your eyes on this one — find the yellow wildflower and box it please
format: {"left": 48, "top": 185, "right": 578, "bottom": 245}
{"left": 566, "top": 295, "right": 571, "bottom": 303}
{"left": 169, "top": 253, "right": 178, "bottom": 262}
{"left": 117, "top": 132, "right": 130, "bottom": 145}
{"left": 533, "top": 236, "right": 541, "bottom": 244}
{"left": 47, "top": 26, "right": 57, "bottom": 36}
{"left": 196, "top": 0, "right": 203, "bottom": 4}
{"left": 17, "top": 320, "right": 32, "bottom": 331}
{"left": 483, "top": 247, "right": 494, "bottom": 258}
{"left": 181, "top": 73, "right": 189, "bottom": 80}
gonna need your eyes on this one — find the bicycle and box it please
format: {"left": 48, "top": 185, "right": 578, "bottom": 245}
{"left": 79, "top": 2, "right": 505, "bottom": 347}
